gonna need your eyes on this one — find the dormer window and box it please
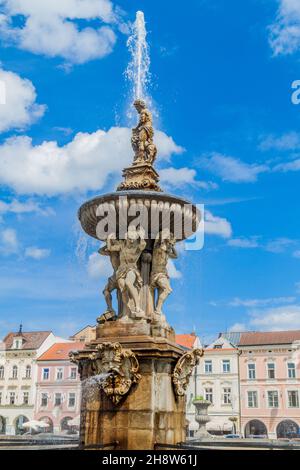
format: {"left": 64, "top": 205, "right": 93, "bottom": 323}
{"left": 12, "top": 338, "right": 22, "bottom": 349}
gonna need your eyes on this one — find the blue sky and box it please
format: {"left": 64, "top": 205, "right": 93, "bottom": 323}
{"left": 0, "top": 0, "right": 300, "bottom": 342}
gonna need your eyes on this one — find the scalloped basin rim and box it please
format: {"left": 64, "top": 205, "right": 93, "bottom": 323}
{"left": 78, "top": 190, "right": 200, "bottom": 219}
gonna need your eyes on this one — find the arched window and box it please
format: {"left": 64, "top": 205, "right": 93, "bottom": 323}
{"left": 0, "top": 416, "right": 6, "bottom": 434}
{"left": 25, "top": 365, "right": 31, "bottom": 379}
{"left": 244, "top": 419, "right": 268, "bottom": 438}
{"left": 60, "top": 416, "right": 73, "bottom": 431}
{"left": 0, "top": 366, "right": 4, "bottom": 379}
{"left": 39, "top": 417, "right": 53, "bottom": 433}
{"left": 12, "top": 365, "right": 18, "bottom": 379}
{"left": 15, "top": 415, "right": 28, "bottom": 435}
{"left": 277, "top": 420, "right": 299, "bottom": 438}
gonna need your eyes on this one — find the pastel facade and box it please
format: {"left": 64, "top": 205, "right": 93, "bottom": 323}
{"left": 0, "top": 329, "right": 67, "bottom": 435}
{"left": 186, "top": 335, "right": 240, "bottom": 436}
{"left": 34, "top": 342, "right": 84, "bottom": 433}
{"left": 69, "top": 325, "right": 96, "bottom": 343}
{"left": 238, "top": 331, "right": 300, "bottom": 439}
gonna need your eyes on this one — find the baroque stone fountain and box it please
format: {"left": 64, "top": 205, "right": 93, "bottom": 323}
{"left": 70, "top": 12, "right": 203, "bottom": 450}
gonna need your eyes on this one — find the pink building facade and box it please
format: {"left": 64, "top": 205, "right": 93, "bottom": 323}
{"left": 239, "top": 331, "right": 300, "bottom": 439}
{"left": 34, "top": 342, "right": 84, "bottom": 434}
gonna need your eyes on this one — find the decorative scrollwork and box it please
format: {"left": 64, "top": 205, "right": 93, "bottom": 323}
{"left": 70, "top": 342, "right": 141, "bottom": 405}
{"left": 172, "top": 348, "right": 204, "bottom": 397}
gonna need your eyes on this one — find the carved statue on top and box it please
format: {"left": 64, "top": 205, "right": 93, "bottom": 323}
{"left": 107, "top": 227, "right": 146, "bottom": 320}
{"left": 131, "top": 99, "right": 157, "bottom": 165}
{"left": 150, "top": 229, "right": 177, "bottom": 315}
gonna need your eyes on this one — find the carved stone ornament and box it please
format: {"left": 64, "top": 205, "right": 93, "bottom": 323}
{"left": 172, "top": 348, "right": 204, "bottom": 397}
{"left": 70, "top": 342, "right": 141, "bottom": 405}
{"left": 117, "top": 100, "right": 162, "bottom": 192}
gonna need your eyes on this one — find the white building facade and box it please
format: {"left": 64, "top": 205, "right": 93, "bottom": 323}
{"left": 0, "top": 328, "right": 68, "bottom": 435}
{"left": 186, "top": 335, "right": 240, "bottom": 436}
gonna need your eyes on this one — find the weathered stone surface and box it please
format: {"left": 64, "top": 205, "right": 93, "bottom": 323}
{"left": 117, "top": 100, "right": 161, "bottom": 192}
{"left": 78, "top": 338, "right": 187, "bottom": 450}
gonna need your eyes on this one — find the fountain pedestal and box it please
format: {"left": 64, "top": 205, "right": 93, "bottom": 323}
{"left": 76, "top": 334, "right": 186, "bottom": 449}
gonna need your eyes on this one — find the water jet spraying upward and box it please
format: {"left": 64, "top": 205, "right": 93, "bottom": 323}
{"left": 126, "top": 11, "right": 150, "bottom": 101}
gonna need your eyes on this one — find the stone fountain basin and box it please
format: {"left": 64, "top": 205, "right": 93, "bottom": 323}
{"left": 78, "top": 190, "right": 201, "bottom": 241}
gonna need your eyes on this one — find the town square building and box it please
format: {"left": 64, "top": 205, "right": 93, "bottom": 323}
{"left": 34, "top": 342, "right": 84, "bottom": 433}
{"left": 186, "top": 334, "right": 240, "bottom": 436}
{"left": 238, "top": 331, "right": 300, "bottom": 438}
{"left": 0, "top": 328, "right": 67, "bottom": 435}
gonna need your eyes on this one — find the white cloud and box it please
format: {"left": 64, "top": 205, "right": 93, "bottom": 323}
{"left": 229, "top": 296, "right": 296, "bottom": 308}
{"left": 269, "top": 0, "right": 300, "bottom": 56}
{"left": 249, "top": 305, "right": 300, "bottom": 331}
{"left": 160, "top": 167, "right": 217, "bottom": 190}
{"left": 0, "top": 199, "right": 54, "bottom": 216}
{"left": 228, "top": 323, "right": 246, "bottom": 332}
{"left": 0, "top": 0, "right": 118, "bottom": 64}
{"left": 87, "top": 252, "right": 112, "bottom": 279}
{"left": 259, "top": 132, "right": 300, "bottom": 151}
{"left": 154, "top": 131, "right": 184, "bottom": 160}
{"left": 274, "top": 158, "right": 300, "bottom": 172}
{"left": 203, "top": 152, "right": 268, "bottom": 183}
{"left": 228, "top": 236, "right": 298, "bottom": 254}
{"left": 204, "top": 210, "right": 232, "bottom": 238}
{"left": 293, "top": 250, "right": 300, "bottom": 258}
{"left": 167, "top": 259, "right": 182, "bottom": 279}
{"left": 0, "top": 68, "right": 45, "bottom": 132}
{"left": 265, "top": 237, "right": 295, "bottom": 253}
{"left": 0, "top": 228, "right": 18, "bottom": 255}
{"left": 0, "top": 127, "right": 183, "bottom": 195}
{"left": 25, "top": 246, "right": 51, "bottom": 260}
{"left": 228, "top": 237, "right": 259, "bottom": 248}
{"left": 160, "top": 167, "right": 197, "bottom": 187}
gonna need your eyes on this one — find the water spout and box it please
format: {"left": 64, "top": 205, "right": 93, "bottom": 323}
{"left": 126, "top": 11, "right": 150, "bottom": 101}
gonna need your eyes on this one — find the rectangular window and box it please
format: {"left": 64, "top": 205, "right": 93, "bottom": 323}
{"left": 55, "top": 393, "right": 62, "bottom": 407}
{"left": 247, "top": 391, "right": 258, "bottom": 408}
{"left": 205, "top": 388, "right": 213, "bottom": 404}
{"left": 0, "top": 366, "right": 4, "bottom": 379}
{"left": 222, "top": 360, "right": 231, "bottom": 373}
{"left": 267, "top": 363, "right": 276, "bottom": 379}
{"left": 222, "top": 387, "right": 232, "bottom": 405}
{"left": 9, "top": 392, "right": 15, "bottom": 405}
{"left": 0, "top": 392, "right": 2, "bottom": 404}
{"left": 56, "top": 368, "right": 63, "bottom": 381}
{"left": 204, "top": 360, "right": 212, "bottom": 374}
{"left": 41, "top": 393, "right": 48, "bottom": 407}
{"left": 288, "top": 391, "right": 299, "bottom": 408}
{"left": 43, "top": 368, "right": 49, "bottom": 380}
{"left": 70, "top": 367, "right": 77, "bottom": 380}
{"left": 68, "top": 393, "right": 76, "bottom": 408}
{"left": 268, "top": 391, "right": 279, "bottom": 408}
{"left": 23, "top": 392, "right": 29, "bottom": 405}
{"left": 248, "top": 364, "right": 256, "bottom": 380}
{"left": 287, "top": 363, "right": 296, "bottom": 379}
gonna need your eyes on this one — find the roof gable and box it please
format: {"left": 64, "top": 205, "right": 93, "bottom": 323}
{"left": 3, "top": 331, "right": 52, "bottom": 350}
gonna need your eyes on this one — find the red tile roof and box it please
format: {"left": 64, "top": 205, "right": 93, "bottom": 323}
{"left": 176, "top": 334, "right": 196, "bottom": 350}
{"left": 239, "top": 330, "right": 300, "bottom": 346}
{"left": 3, "top": 331, "right": 52, "bottom": 350}
{"left": 38, "top": 342, "right": 85, "bottom": 361}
